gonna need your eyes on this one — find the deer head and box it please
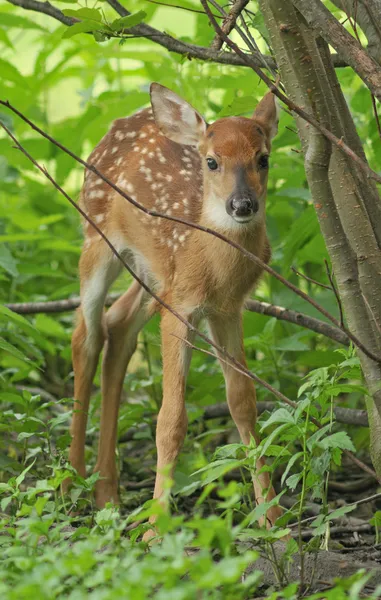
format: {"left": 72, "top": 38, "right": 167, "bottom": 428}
{"left": 150, "top": 83, "right": 279, "bottom": 229}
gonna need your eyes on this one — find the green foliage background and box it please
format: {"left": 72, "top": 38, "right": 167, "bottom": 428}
{"left": 0, "top": 1, "right": 379, "bottom": 598}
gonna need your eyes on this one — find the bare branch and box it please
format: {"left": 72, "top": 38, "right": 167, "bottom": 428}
{"left": 325, "top": 259, "right": 345, "bottom": 328}
{"left": 201, "top": 401, "right": 368, "bottom": 427}
{"left": 4, "top": 0, "right": 346, "bottom": 69}
{"left": 291, "top": 0, "right": 381, "bottom": 101}
{"left": 145, "top": 0, "right": 222, "bottom": 18}
{"left": 245, "top": 300, "right": 349, "bottom": 346}
{"left": 5, "top": 296, "right": 350, "bottom": 346}
{"left": 291, "top": 266, "right": 331, "bottom": 290}
{"left": 118, "top": 402, "right": 368, "bottom": 444}
{"left": 200, "top": 0, "right": 381, "bottom": 187}
{"left": 6, "top": 0, "right": 76, "bottom": 26}
{"left": 210, "top": 0, "right": 250, "bottom": 51}
{"left": 291, "top": 491, "right": 381, "bottom": 528}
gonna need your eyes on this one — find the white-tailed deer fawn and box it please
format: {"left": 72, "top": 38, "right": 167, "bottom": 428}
{"left": 68, "top": 83, "right": 281, "bottom": 539}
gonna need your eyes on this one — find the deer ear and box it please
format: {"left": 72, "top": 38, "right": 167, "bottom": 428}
{"left": 150, "top": 83, "right": 207, "bottom": 146}
{"left": 252, "top": 92, "right": 279, "bottom": 140}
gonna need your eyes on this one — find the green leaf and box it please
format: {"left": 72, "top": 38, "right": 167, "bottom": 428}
{"left": 0, "top": 305, "right": 40, "bottom": 340}
{"left": 35, "top": 314, "right": 68, "bottom": 339}
{"left": 218, "top": 96, "right": 256, "bottom": 117}
{"left": 306, "top": 423, "right": 332, "bottom": 451}
{"left": 62, "top": 20, "right": 101, "bottom": 39}
{"left": 318, "top": 431, "right": 355, "bottom": 452}
{"left": 246, "top": 493, "right": 285, "bottom": 525}
{"left": 110, "top": 10, "right": 147, "bottom": 32}
{"left": 281, "top": 452, "right": 303, "bottom": 486}
{"left": 0, "top": 58, "right": 25, "bottom": 86}
{"left": 261, "top": 408, "right": 295, "bottom": 429}
{"left": 62, "top": 8, "right": 103, "bottom": 22}
{"left": 260, "top": 423, "right": 291, "bottom": 458}
{"left": 249, "top": 12, "right": 271, "bottom": 47}
{"left": 370, "top": 510, "right": 381, "bottom": 527}
{"left": 193, "top": 459, "right": 242, "bottom": 485}
{"left": 325, "top": 504, "right": 356, "bottom": 521}
{"left": 0, "top": 245, "right": 18, "bottom": 277}
{"left": 239, "top": 527, "right": 291, "bottom": 541}
{"left": 15, "top": 459, "right": 36, "bottom": 487}
{"left": 0, "top": 28, "right": 14, "bottom": 49}
{"left": 274, "top": 333, "right": 310, "bottom": 352}
{"left": 286, "top": 473, "right": 302, "bottom": 490}
{"left": 0, "top": 14, "right": 47, "bottom": 30}
{"left": 0, "top": 336, "right": 31, "bottom": 364}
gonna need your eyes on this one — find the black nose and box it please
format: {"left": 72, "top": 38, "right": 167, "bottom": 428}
{"left": 231, "top": 197, "right": 258, "bottom": 216}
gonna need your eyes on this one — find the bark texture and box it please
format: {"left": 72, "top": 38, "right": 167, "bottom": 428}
{"left": 259, "top": 0, "right": 381, "bottom": 476}
{"left": 331, "top": 0, "right": 381, "bottom": 65}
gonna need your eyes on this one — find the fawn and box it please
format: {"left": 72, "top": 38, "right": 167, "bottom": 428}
{"left": 68, "top": 83, "right": 281, "bottom": 539}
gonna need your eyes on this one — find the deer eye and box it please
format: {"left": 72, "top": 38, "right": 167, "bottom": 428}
{"left": 258, "top": 154, "right": 269, "bottom": 170}
{"left": 206, "top": 157, "right": 218, "bottom": 171}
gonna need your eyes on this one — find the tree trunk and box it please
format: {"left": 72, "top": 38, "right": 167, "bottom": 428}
{"left": 259, "top": 0, "right": 381, "bottom": 476}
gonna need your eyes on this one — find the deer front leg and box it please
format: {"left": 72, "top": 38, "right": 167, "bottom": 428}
{"left": 143, "top": 309, "right": 194, "bottom": 542}
{"left": 208, "top": 311, "right": 282, "bottom": 528}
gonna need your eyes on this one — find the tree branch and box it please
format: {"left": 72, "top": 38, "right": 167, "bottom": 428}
{"left": 201, "top": 401, "right": 368, "bottom": 427}
{"left": 200, "top": 0, "right": 381, "bottom": 188}
{"left": 291, "top": 0, "right": 381, "bottom": 101}
{"left": 4, "top": 296, "right": 350, "bottom": 346}
{"left": 210, "top": 0, "right": 250, "bottom": 51}
{"left": 331, "top": 0, "right": 381, "bottom": 66}
{"left": 118, "top": 402, "right": 369, "bottom": 443}
{"left": 4, "top": 0, "right": 346, "bottom": 69}
{"left": 6, "top": 0, "right": 76, "bottom": 26}
{"left": 245, "top": 300, "right": 349, "bottom": 346}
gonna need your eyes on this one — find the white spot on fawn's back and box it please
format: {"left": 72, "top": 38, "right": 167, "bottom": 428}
{"left": 89, "top": 190, "right": 105, "bottom": 200}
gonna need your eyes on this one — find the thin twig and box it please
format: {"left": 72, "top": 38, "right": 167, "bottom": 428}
{"left": 325, "top": 259, "right": 344, "bottom": 328}
{"left": 290, "top": 491, "right": 381, "bottom": 529}
{"left": 209, "top": 0, "right": 250, "bottom": 51}
{"left": 1, "top": 100, "right": 380, "bottom": 365}
{"left": 291, "top": 266, "right": 331, "bottom": 290}
{"left": 144, "top": 0, "right": 222, "bottom": 18}
{"left": 208, "top": 0, "right": 276, "bottom": 74}
{"left": 341, "top": 2, "right": 381, "bottom": 143}
{"left": 370, "top": 93, "right": 381, "bottom": 142}
{"left": 361, "top": 291, "right": 381, "bottom": 337}
{"left": 200, "top": 0, "right": 381, "bottom": 186}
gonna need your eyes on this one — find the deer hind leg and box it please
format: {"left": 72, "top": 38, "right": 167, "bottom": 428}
{"left": 94, "top": 280, "right": 152, "bottom": 508}
{"left": 143, "top": 308, "right": 197, "bottom": 541}
{"left": 207, "top": 311, "right": 282, "bottom": 527}
{"left": 68, "top": 244, "right": 121, "bottom": 483}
